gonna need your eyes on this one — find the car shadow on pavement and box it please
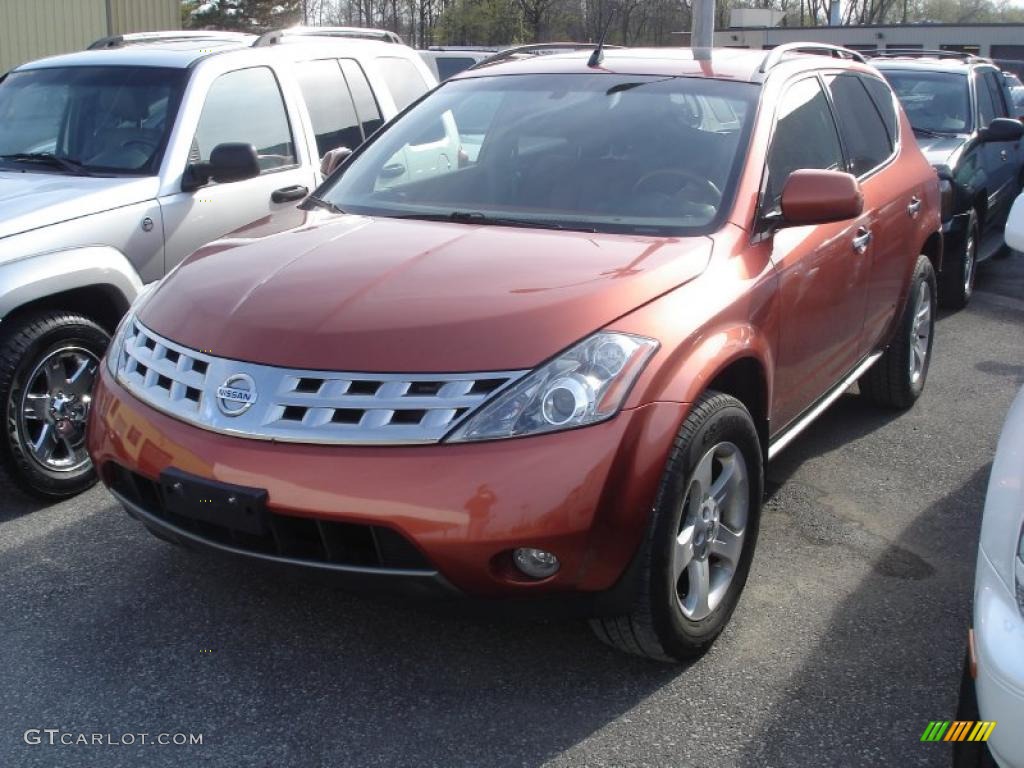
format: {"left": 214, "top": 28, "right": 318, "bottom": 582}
{"left": 765, "top": 392, "right": 904, "bottom": 500}
{"left": 0, "top": 477, "right": 53, "bottom": 520}
{"left": 734, "top": 463, "right": 991, "bottom": 768}
{"left": 1, "top": 507, "right": 687, "bottom": 768}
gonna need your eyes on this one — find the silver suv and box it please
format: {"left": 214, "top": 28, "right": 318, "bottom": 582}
{"left": 0, "top": 28, "right": 440, "bottom": 497}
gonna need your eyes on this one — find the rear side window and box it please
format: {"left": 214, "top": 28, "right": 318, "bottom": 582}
{"left": 765, "top": 77, "right": 845, "bottom": 207}
{"left": 295, "top": 59, "right": 364, "bottom": 157}
{"left": 436, "top": 56, "right": 475, "bottom": 80}
{"left": 860, "top": 75, "right": 899, "bottom": 145}
{"left": 194, "top": 66, "right": 295, "bottom": 173}
{"left": 826, "top": 74, "right": 893, "bottom": 176}
{"left": 340, "top": 59, "right": 383, "bottom": 137}
{"left": 377, "top": 57, "right": 430, "bottom": 111}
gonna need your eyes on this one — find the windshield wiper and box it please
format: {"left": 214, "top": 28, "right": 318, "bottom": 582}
{"left": 302, "top": 195, "right": 346, "bottom": 214}
{"left": 0, "top": 153, "right": 92, "bottom": 176}
{"left": 398, "top": 211, "right": 595, "bottom": 232}
{"left": 911, "top": 126, "right": 947, "bottom": 138}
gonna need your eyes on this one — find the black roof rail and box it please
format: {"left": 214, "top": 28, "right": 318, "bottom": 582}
{"left": 87, "top": 30, "right": 252, "bottom": 50}
{"left": 469, "top": 42, "right": 625, "bottom": 70}
{"left": 866, "top": 49, "right": 989, "bottom": 63}
{"left": 426, "top": 45, "right": 500, "bottom": 52}
{"left": 253, "top": 26, "right": 402, "bottom": 47}
{"left": 759, "top": 42, "right": 866, "bottom": 73}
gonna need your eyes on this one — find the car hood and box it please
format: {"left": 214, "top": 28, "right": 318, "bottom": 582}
{"left": 0, "top": 171, "right": 159, "bottom": 240}
{"left": 914, "top": 134, "right": 968, "bottom": 169}
{"left": 139, "top": 214, "right": 712, "bottom": 372}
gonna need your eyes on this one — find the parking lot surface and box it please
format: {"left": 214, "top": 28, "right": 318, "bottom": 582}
{"left": 3, "top": 253, "right": 1024, "bottom": 768}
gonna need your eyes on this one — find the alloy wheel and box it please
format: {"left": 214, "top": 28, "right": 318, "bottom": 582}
{"left": 672, "top": 441, "right": 750, "bottom": 621}
{"left": 963, "top": 229, "right": 977, "bottom": 298}
{"left": 17, "top": 346, "right": 99, "bottom": 473}
{"left": 909, "top": 280, "right": 933, "bottom": 386}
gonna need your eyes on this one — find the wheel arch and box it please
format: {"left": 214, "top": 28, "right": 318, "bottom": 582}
{"left": 0, "top": 246, "right": 142, "bottom": 334}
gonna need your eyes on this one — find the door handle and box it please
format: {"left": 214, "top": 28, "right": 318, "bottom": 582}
{"left": 852, "top": 227, "right": 872, "bottom": 254}
{"left": 271, "top": 185, "right": 308, "bottom": 203}
{"left": 1000, "top": 149, "right": 1009, "bottom": 161}
{"left": 907, "top": 197, "right": 922, "bottom": 218}
{"left": 380, "top": 163, "right": 406, "bottom": 180}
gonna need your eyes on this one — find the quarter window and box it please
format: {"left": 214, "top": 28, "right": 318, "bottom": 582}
{"left": 377, "top": 57, "right": 430, "bottom": 111}
{"left": 765, "top": 77, "right": 845, "bottom": 208}
{"left": 826, "top": 74, "right": 893, "bottom": 176}
{"left": 295, "top": 59, "right": 364, "bottom": 158}
{"left": 860, "top": 75, "right": 899, "bottom": 146}
{"left": 194, "top": 67, "right": 295, "bottom": 173}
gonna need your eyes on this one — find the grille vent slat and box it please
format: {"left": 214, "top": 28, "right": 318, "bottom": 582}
{"left": 114, "top": 320, "right": 527, "bottom": 445}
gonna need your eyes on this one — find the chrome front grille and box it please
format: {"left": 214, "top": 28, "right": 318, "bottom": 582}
{"left": 115, "top": 319, "right": 526, "bottom": 445}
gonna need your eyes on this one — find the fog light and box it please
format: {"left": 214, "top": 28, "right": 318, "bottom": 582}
{"left": 513, "top": 548, "right": 560, "bottom": 579}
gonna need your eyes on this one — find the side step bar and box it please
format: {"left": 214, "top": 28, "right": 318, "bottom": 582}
{"left": 767, "top": 351, "right": 883, "bottom": 461}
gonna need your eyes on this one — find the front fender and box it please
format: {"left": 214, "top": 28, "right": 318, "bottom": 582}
{"left": 0, "top": 246, "right": 144, "bottom": 321}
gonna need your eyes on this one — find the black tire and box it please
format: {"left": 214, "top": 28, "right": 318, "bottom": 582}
{"left": 0, "top": 311, "right": 109, "bottom": 498}
{"left": 940, "top": 210, "right": 978, "bottom": 310}
{"left": 590, "top": 391, "right": 763, "bottom": 662}
{"left": 859, "top": 255, "right": 937, "bottom": 410}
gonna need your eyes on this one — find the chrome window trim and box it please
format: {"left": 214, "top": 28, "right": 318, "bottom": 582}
{"left": 114, "top": 319, "right": 528, "bottom": 445}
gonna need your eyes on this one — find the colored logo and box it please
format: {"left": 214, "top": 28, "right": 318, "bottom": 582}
{"left": 216, "top": 373, "right": 257, "bottom": 416}
{"left": 921, "top": 721, "right": 996, "bottom": 742}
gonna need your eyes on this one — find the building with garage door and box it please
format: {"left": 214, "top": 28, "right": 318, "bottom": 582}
{"left": 714, "top": 14, "right": 1024, "bottom": 68}
{"left": 0, "top": 0, "right": 179, "bottom": 74}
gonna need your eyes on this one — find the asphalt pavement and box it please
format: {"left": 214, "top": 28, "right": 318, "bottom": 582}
{"left": 2, "top": 252, "right": 1024, "bottom": 768}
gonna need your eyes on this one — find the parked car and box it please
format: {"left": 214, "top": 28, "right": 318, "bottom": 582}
{"left": 0, "top": 27, "right": 442, "bottom": 498}
{"left": 87, "top": 43, "right": 942, "bottom": 662}
{"left": 955, "top": 383, "right": 1024, "bottom": 768}
{"left": 1003, "top": 71, "right": 1024, "bottom": 113}
{"left": 871, "top": 51, "right": 1024, "bottom": 309}
{"left": 419, "top": 46, "right": 497, "bottom": 80}
{"left": 1007, "top": 191, "right": 1024, "bottom": 251}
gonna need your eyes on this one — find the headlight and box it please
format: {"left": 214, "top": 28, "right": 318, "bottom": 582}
{"left": 446, "top": 332, "right": 658, "bottom": 442}
{"left": 105, "top": 283, "right": 156, "bottom": 377}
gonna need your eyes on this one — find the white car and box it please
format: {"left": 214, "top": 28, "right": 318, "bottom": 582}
{"left": 1006, "top": 192, "right": 1024, "bottom": 251}
{"left": 961, "top": 384, "right": 1024, "bottom": 767}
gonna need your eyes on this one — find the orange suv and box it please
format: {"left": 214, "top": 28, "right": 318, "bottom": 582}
{"left": 88, "top": 44, "right": 942, "bottom": 661}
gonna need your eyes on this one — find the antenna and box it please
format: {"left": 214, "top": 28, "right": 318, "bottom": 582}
{"left": 588, "top": 9, "right": 617, "bottom": 67}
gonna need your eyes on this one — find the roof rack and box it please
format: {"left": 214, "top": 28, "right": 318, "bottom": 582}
{"left": 253, "top": 26, "right": 402, "bottom": 47}
{"left": 866, "top": 49, "right": 988, "bottom": 63}
{"left": 759, "top": 42, "right": 866, "bottom": 73}
{"left": 469, "top": 42, "right": 624, "bottom": 70}
{"left": 87, "top": 30, "right": 252, "bottom": 50}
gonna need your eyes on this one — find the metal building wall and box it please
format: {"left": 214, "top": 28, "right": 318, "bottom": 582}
{"left": 108, "top": 0, "right": 179, "bottom": 35}
{"left": 0, "top": 0, "right": 179, "bottom": 74}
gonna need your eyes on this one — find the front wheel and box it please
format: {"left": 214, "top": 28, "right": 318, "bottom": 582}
{"left": 590, "top": 391, "right": 763, "bottom": 662}
{"left": 0, "top": 311, "right": 109, "bottom": 498}
{"left": 859, "top": 255, "right": 937, "bottom": 409}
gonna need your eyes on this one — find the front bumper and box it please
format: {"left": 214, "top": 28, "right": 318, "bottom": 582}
{"left": 87, "top": 367, "right": 687, "bottom": 604}
{"left": 973, "top": 549, "right": 1024, "bottom": 768}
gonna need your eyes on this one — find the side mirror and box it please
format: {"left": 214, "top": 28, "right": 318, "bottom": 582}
{"left": 183, "top": 142, "right": 260, "bottom": 191}
{"left": 320, "top": 146, "right": 352, "bottom": 176}
{"left": 980, "top": 117, "right": 1024, "bottom": 142}
{"left": 780, "top": 169, "right": 864, "bottom": 227}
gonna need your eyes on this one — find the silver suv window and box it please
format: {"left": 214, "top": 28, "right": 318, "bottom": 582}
{"left": 193, "top": 66, "right": 296, "bottom": 173}
{"left": 0, "top": 66, "right": 187, "bottom": 174}
{"left": 376, "top": 57, "right": 429, "bottom": 111}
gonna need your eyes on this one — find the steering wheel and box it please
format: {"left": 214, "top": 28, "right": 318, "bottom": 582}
{"left": 632, "top": 169, "right": 722, "bottom": 207}
{"left": 121, "top": 138, "right": 157, "bottom": 153}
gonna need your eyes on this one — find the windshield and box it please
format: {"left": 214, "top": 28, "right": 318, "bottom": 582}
{"left": 881, "top": 70, "right": 971, "bottom": 134}
{"left": 0, "top": 66, "right": 188, "bottom": 175}
{"left": 318, "top": 74, "right": 758, "bottom": 236}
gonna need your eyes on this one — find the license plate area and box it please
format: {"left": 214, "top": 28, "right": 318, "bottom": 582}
{"left": 159, "top": 467, "right": 268, "bottom": 536}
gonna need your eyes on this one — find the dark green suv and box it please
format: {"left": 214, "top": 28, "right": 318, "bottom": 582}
{"left": 872, "top": 51, "right": 1024, "bottom": 309}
